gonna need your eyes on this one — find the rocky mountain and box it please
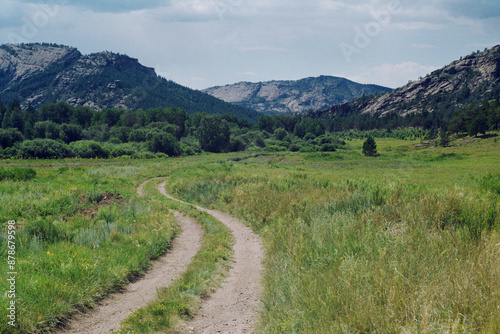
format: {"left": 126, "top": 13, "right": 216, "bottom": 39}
{"left": 314, "top": 46, "right": 500, "bottom": 119}
{"left": 0, "top": 43, "right": 258, "bottom": 120}
{"left": 202, "top": 76, "right": 391, "bottom": 114}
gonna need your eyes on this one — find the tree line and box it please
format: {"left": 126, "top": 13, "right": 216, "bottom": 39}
{"left": 0, "top": 98, "right": 498, "bottom": 159}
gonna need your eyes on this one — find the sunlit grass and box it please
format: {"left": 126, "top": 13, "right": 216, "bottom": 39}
{"left": 166, "top": 134, "right": 500, "bottom": 333}
{"left": 0, "top": 163, "right": 178, "bottom": 333}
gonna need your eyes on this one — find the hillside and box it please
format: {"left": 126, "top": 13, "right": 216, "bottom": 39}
{"left": 202, "top": 76, "right": 391, "bottom": 114}
{"left": 314, "top": 46, "right": 500, "bottom": 119}
{"left": 0, "top": 43, "right": 259, "bottom": 120}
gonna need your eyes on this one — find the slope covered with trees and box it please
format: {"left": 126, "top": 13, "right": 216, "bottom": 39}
{"left": 0, "top": 43, "right": 259, "bottom": 121}
{"left": 0, "top": 96, "right": 498, "bottom": 160}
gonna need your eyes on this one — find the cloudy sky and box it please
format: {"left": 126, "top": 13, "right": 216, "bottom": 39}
{"left": 1, "top": 0, "right": 499, "bottom": 90}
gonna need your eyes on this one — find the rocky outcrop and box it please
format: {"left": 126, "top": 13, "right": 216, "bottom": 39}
{"left": 0, "top": 43, "right": 258, "bottom": 119}
{"left": 0, "top": 43, "right": 80, "bottom": 83}
{"left": 359, "top": 46, "right": 500, "bottom": 116}
{"left": 313, "top": 46, "right": 500, "bottom": 119}
{"left": 203, "top": 76, "right": 391, "bottom": 114}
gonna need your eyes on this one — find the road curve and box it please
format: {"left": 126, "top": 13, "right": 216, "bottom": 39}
{"left": 58, "top": 180, "right": 203, "bottom": 334}
{"left": 158, "top": 182, "right": 264, "bottom": 334}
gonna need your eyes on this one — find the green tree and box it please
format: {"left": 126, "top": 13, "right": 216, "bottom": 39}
{"left": 0, "top": 129, "right": 23, "bottom": 148}
{"left": 362, "top": 135, "right": 377, "bottom": 156}
{"left": 274, "top": 128, "right": 287, "bottom": 141}
{"left": 34, "top": 121, "right": 60, "bottom": 140}
{"left": 147, "top": 132, "right": 181, "bottom": 156}
{"left": 197, "top": 116, "right": 230, "bottom": 153}
{"left": 0, "top": 99, "right": 6, "bottom": 126}
{"left": 466, "top": 106, "right": 488, "bottom": 137}
{"left": 488, "top": 107, "right": 500, "bottom": 130}
{"left": 440, "top": 128, "right": 450, "bottom": 147}
{"left": 59, "top": 123, "right": 83, "bottom": 144}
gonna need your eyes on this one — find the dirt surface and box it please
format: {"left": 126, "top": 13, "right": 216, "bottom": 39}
{"left": 78, "top": 193, "right": 126, "bottom": 219}
{"left": 158, "top": 182, "right": 264, "bottom": 334}
{"left": 57, "top": 181, "right": 203, "bottom": 334}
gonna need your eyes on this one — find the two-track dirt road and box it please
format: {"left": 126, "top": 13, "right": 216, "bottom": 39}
{"left": 58, "top": 179, "right": 263, "bottom": 334}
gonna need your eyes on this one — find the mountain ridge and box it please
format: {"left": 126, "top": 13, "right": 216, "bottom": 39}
{"left": 0, "top": 43, "right": 259, "bottom": 120}
{"left": 202, "top": 75, "right": 391, "bottom": 114}
{"left": 313, "top": 46, "right": 500, "bottom": 120}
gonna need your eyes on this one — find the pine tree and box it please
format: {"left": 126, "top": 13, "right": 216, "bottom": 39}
{"left": 362, "top": 135, "right": 377, "bottom": 156}
{"left": 440, "top": 128, "right": 450, "bottom": 147}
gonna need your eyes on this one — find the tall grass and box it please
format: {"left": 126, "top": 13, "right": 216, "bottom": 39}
{"left": 0, "top": 164, "right": 178, "bottom": 333}
{"left": 166, "top": 137, "right": 500, "bottom": 333}
{"left": 119, "top": 178, "right": 233, "bottom": 333}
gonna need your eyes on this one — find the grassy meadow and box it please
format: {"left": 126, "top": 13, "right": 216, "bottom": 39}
{"left": 0, "top": 133, "right": 499, "bottom": 333}
{"left": 165, "top": 134, "right": 500, "bottom": 333}
{"left": 0, "top": 162, "right": 178, "bottom": 333}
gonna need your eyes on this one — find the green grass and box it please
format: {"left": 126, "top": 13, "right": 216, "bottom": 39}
{"left": 0, "top": 163, "right": 177, "bottom": 333}
{"left": 165, "top": 134, "right": 500, "bottom": 333}
{"left": 119, "top": 178, "right": 233, "bottom": 333}
{"left": 1, "top": 134, "right": 499, "bottom": 333}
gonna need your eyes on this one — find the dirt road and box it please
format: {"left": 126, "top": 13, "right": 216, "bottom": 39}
{"left": 158, "top": 182, "right": 264, "bottom": 334}
{"left": 58, "top": 179, "right": 264, "bottom": 333}
{"left": 58, "top": 181, "right": 203, "bottom": 333}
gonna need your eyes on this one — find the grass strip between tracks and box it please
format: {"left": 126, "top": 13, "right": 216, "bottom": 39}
{"left": 119, "top": 178, "right": 233, "bottom": 333}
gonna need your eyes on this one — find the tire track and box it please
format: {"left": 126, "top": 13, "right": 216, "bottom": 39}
{"left": 158, "top": 182, "right": 264, "bottom": 334}
{"left": 58, "top": 180, "right": 203, "bottom": 334}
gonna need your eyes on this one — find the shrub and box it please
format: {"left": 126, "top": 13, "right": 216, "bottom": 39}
{"left": 0, "top": 167, "right": 37, "bottom": 181}
{"left": 321, "top": 143, "right": 337, "bottom": 152}
{"left": 132, "top": 151, "right": 156, "bottom": 159}
{"left": 25, "top": 218, "right": 62, "bottom": 243}
{"left": 105, "top": 143, "right": 138, "bottom": 157}
{"left": 0, "top": 128, "right": 23, "bottom": 148}
{"left": 18, "top": 139, "right": 72, "bottom": 159}
{"left": 70, "top": 140, "right": 110, "bottom": 158}
{"left": 147, "top": 132, "right": 181, "bottom": 156}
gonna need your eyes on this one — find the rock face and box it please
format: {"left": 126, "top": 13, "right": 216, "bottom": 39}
{"left": 0, "top": 43, "right": 258, "bottom": 120}
{"left": 203, "top": 76, "right": 391, "bottom": 114}
{"left": 357, "top": 46, "right": 500, "bottom": 116}
{"left": 0, "top": 44, "right": 78, "bottom": 83}
{"left": 313, "top": 45, "right": 500, "bottom": 119}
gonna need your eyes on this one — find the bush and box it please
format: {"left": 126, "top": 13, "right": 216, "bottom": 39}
{"left": 105, "top": 143, "right": 138, "bottom": 157}
{"left": 321, "top": 143, "right": 337, "bottom": 152}
{"left": 25, "top": 218, "right": 62, "bottom": 243}
{"left": 299, "top": 146, "right": 316, "bottom": 153}
{"left": 155, "top": 152, "right": 168, "bottom": 159}
{"left": 18, "top": 139, "right": 73, "bottom": 159}
{"left": 0, "top": 167, "right": 37, "bottom": 181}
{"left": 0, "top": 128, "right": 23, "bottom": 148}
{"left": 147, "top": 132, "right": 181, "bottom": 156}
{"left": 132, "top": 151, "right": 156, "bottom": 159}
{"left": 70, "top": 140, "right": 109, "bottom": 158}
